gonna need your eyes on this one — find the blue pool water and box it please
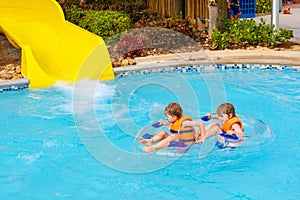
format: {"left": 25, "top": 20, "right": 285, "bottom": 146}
{"left": 1, "top": 69, "right": 299, "bottom": 199}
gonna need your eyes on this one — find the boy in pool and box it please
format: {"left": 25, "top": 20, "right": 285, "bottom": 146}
{"left": 140, "top": 102, "right": 205, "bottom": 153}
{"left": 199, "top": 102, "right": 245, "bottom": 146}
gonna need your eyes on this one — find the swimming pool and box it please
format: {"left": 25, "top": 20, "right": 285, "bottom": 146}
{"left": 1, "top": 68, "right": 299, "bottom": 199}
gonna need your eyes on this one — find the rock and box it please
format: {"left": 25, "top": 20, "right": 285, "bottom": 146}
{"left": 112, "top": 61, "right": 121, "bottom": 67}
{"left": 0, "top": 72, "right": 13, "bottom": 80}
{"left": 6, "top": 63, "right": 15, "bottom": 69}
{"left": 0, "top": 63, "right": 23, "bottom": 80}
{"left": 116, "top": 56, "right": 124, "bottom": 63}
{"left": 112, "top": 57, "right": 136, "bottom": 67}
{"left": 16, "top": 65, "right": 21, "bottom": 73}
{"left": 128, "top": 58, "right": 136, "bottom": 65}
{"left": 112, "top": 56, "right": 124, "bottom": 67}
{"left": 0, "top": 34, "right": 24, "bottom": 80}
{"left": 0, "top": 69, "right": 5, "bottom": 75}
{"left": 12, "top": 74, "right": 24, "bottom": 79}
{"left": 121, "top": 59, "right": 129, "bottom": 66}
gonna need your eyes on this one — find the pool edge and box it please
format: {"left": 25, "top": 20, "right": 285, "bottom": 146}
{"left": 0, "top": 78, "right": 29, "bottom": 92}
{"left": 0, "top": 50, "right": 300, "bottom": 91}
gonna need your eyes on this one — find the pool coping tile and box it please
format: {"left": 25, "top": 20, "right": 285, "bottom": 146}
{"left": 0, "top": 78, "right": 29, "bottom": 92}
{"left": 0, "top": 50, "right": 300, "bottom": 91}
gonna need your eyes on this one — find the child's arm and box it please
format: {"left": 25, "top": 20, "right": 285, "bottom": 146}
{"left": 196, "top": 121, "right": 205, "bottom": 143}
{"left": 197, "top": 120, "right": 205, "bottom": 136}
{"left": 158, "top": 119, "right": 172, "bottom": 130}
{"left": 182, "top": 120, "right": 205, "bottom": 142}
{"left": 227, "top": 123, "right": 245, "bottom": 137}
{"left": 206, "top": 113, "right": 218, "bottom": 120}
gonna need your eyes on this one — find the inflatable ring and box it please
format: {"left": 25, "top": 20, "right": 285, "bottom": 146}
{"left": 133, "top": 114, "right": 274, "bottom": 157}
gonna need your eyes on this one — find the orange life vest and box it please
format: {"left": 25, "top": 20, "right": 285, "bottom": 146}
{"left": 170, "top": 115, "right": 195, "bottom": 145}
{"left": 222, "top": 116, "right": 243, "bottom": 132}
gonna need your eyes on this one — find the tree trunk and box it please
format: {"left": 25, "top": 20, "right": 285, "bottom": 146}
{"left": 217, "top": 0, "right": 228, "bottom": 31}
{"left": 208, "top": 0, "right": 228, "bottom": 37}
{"left": 208, "top": 5, "right": 218, "bottom": 37}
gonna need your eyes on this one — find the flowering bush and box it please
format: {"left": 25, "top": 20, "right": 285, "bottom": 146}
{"left": 115, "top": 32, "right": 153, "bottom": 58}
{"left": 135, "top": 16, "right": 204, "bottom": 42}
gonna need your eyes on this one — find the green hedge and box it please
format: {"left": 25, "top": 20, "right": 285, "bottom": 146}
{"left": 212, "top": 18, "right": 293, "bottom": 49}
{"left": 64, "top": 6, "right": 132, "bottom": 39}
{"left": 256, "top": 0, "right": 272, "bottom": 14}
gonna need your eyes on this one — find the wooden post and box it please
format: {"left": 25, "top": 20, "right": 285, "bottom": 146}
{"left": 217, "top": 0, "right": 227, "bottom": 31}
{"left": 208, "top": 0, "right": 227, "bottom": 37}
{"left": 208, "top": 5, "right": 218, "bottom": 37}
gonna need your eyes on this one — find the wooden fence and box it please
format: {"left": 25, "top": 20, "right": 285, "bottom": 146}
{"left": 145, "top": 0, "right": 209, "bottom": 26}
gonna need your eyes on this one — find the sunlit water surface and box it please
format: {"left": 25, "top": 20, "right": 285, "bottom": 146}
{"left": 0, "top": 69, "right": 299, "bottom": 199}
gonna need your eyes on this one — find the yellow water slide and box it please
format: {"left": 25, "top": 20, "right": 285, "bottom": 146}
{"left": 0, "top": 0, "right": 114, "bottom": 88}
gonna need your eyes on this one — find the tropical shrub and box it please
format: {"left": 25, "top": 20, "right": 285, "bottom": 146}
{"left": 256, "top": 0, "right": 272, "bottom": 14}
{"left": 212, "top": 18, "right": 293, "bottom": 49}
{"left": 64, "top": 6, "right": 132, "bottom": 39}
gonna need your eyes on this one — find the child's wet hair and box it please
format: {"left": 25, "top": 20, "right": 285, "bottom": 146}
{"left": 216, "top": 102, "right": 236, "bottom": 117}
{"left": 164, "top": 102, "right": 182, "bottom": 118}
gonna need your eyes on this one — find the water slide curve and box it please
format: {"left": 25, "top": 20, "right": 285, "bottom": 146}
{"left": 0, "top": 0, "right": 114, "bottom": 88}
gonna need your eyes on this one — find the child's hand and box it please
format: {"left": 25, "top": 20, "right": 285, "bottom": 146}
{"left": 158, "top": 119, "right": 166, "bottom": 126}
{"left": 206, "top": 113, "right": 212, "bottom": 119}
{"left": 225, "top": 130, "right": 235, "bottom": 135}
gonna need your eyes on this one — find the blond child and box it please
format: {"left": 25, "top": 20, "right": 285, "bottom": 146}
{"left": 199, "top": 102, "right": 245, "bottom": 146}
{"left": 140, "top": 102, "right": 205, "bottom": 153}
